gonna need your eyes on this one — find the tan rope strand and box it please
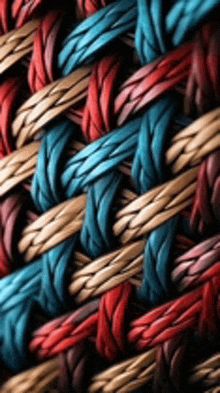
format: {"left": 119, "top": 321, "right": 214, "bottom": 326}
{"left": 0, "top": 140, "right": 134, "bottom": 199}
{"left": 0, "top": 19, "right": 40, "bottom": 74}
{"left": 12, "top": 66, "right": 92, "bottom": 148}
{"left": 2, "top": 350, "right": 157, "bottom": 393}
{"left": 89, "top": 349, "right": 157, "bottom": 393}
{"left": 190, "top": 354, "right": 220, "bottom": 387}
{"left": 19, "top": 195, "right": 87, "bottom": 261}
{"left": 0, "top": 142, "right": 40, "bottom": 197}
{"left": 69, "top": 240, "right": 145, "bottom": 302}
{"left": 1, "top": 358, "right": 59, "bottom": 393}
{"left": 18, "top": 185, "right": 137, "bottom": 262}
{"left": 113, "top": 166, "right": 199, "bottom": 244}
{"left": 166, "top": 107, "right": 220, "bottom": 174}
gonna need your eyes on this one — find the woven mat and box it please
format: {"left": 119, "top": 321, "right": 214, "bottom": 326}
{"left": 1, "top": 0, "right": 220, "bottom": 392}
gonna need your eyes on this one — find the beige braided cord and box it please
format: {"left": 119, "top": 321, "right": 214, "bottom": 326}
{"left": 18, "top": 184, "right": 138, "bottom": 262}
{"left": 0, "top": 19, "right": 40, "bottom": 74}
{"left": 113, "top": 166, "right": 199, "bottom": 244}
{"left": 6, "top": 348, "right": 220, "bottom": 393}
{"left": 0, "top": 140, "right": 134, "bottom": 200}
{"left": 90, "top": 350, "right": 220, "bottom": 393}
{"left": 69, "top": 240, "right": 145, "bottom": 303}
{"left": 5, "top": 348, "right": 220, "bottom": 393}
{"left": 167, "top": 107, "right": 220, "bottom": 174}
{"left": 19, "top": 195, "right": 87, "bottom": 262}
{"left": 1, "top": 358, "right": 59, "bottom": 393}
{"left": 190, "top": 354, "right": 220, "bottom": 389}
{"left": 18, "top": 164, "right": 198, "bottom": 263}
{"left": 12, "top": 66, "right": 92, "bottom": 148}
{"left": 0, "top": 142, "right": 40, "bottom": 197}
{"left": 89, "top": 349, "right": 157, "bottom": 393}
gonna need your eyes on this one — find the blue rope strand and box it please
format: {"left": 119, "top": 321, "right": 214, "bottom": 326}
{"left": 58, "top": 0, "right": 137, "bottom": 76}
{"left": 81, "top": 172, "right": 122, "bottom": 258}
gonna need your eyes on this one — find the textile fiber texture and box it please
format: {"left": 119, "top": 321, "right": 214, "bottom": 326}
{"left": 1, "top": 1, "right": 220, "bottom": 392}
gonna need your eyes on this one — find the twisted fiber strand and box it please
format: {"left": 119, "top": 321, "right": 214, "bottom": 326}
{"left": 129, "top": 275, "right": 220, "bottom": 351}
{"left": 0, "top": 18, "right": 40, "bottom": 74}
{"left": 12, "top": 65, "right": 92, "bottom": 148}
{"left": 58, "top": 0, "right": 137, "bottom": 76}
{"left": 0, "top": 77, "right": 22, "bottom": 159}
{"left": 32, "top": 119, "right": 75, "bottom": 213}
{"left": 0, "top": 0, "right": 11, "bottom": 35}
{"left": 190, "top": 149, "right": 220, "bottom": 233}
{"left": 114, "top": 166, "right": 199, "bottom": 244}
{"left": 172, "top": 233, "right": 220, "bottom": 293}
{"left": 135, "top": 0, "right": 167, "bottom": 65}
{"left": 12, "top": 0, "right": 44, "bottom": 28}
{"left": 154, "top": 333, "right": 191, "bottom": 393}
{"left": 61, "top": 118, "right": 140, "bottom": 199}
{"left": 0, "top": 190, "right": 27, "bottom": 277}
{"left": 30, "top": 299, "right": 100, "bottom": 358}
{"left": 1, "top": 358, "right": 59, "bottom": 393}
{"left": 135, "top": 0, "right": 220, "bottom": 65}
{"left": 59, "top": 342, "right": 96, "bottom": 393}
{"left": 1, "top": 343, "right": 99, "bottom": 393}
{"left": 82, "top": 55, "right": 122, "bottom": 142}
{"left": 166, "top": 107, "right": 220, "bottom": 174}
{"left": 190, "top": 353, "right": 220, "bottom": 389}
{"left": 135, "top": 212, "right": 197, "bottom": 304}
{"left": 38, "top": 238, "right": 78, "bottom": 318}
{"left": 19, "top": 195, "right": 86, "bottom": 262}
{"left": 115, "top": 42, "right": 192, "bottom": 126}
{"left": 77, "top": 0, "right": 113, "bottom": 18}
{"left": 80, "top": 172, "right": 122, "bottom": 258}
{"left": 90, "top": 349, "right": 157, "bottom": 393}
{"left": 184, "top": 23, "right": 220, "bottom": 115}
{"left": 132, "top": 94, "right": 178, "bottom": 194}
{"left": 96, "top": 282, "right": 133, "bottom": 361}
{"left": 0, "top": 238, "right": 77, "bottom": 370}
{"left": 0, "top": 141, "right": 40, "bottom": 197}
{"left": 136, "top": 217, "right": 179, "bottom": 304}
{"left": 167, "top": 0, "right": 220, "bottom": 48}
{"left": 0, "top": 260, "right": 42, "bottom": 370}
{"left": 20, "top": 183, "right": 139, "bottom": 263}
{"left": 31, "top": 283, "right": 133, "bottom": 361}
{"left": 28, "top": 10, "right": 63, "bottom": 94}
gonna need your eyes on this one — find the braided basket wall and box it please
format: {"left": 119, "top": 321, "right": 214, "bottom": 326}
{"left": 1, "top": 0, "right": 220, "bottom": 392}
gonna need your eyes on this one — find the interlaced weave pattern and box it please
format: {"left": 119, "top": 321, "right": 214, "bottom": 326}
{"left": 1, "top": 1, "right": 220, "bottom": 393}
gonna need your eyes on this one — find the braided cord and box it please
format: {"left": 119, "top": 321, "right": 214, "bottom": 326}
{"left": 58, "top": 0, "right": 137, "bottom": 76}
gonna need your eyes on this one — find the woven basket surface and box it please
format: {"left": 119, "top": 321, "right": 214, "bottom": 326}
{"left": 1, "top": 1, "right": 220, "bottom": 392}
